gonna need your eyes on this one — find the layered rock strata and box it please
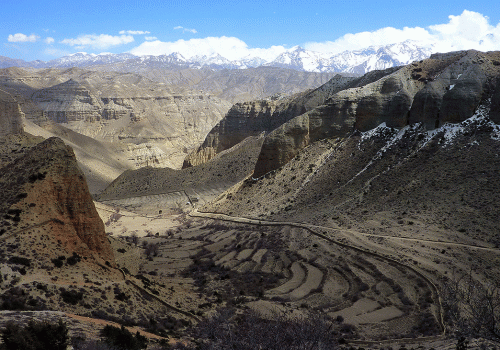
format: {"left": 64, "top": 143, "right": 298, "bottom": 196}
{"left": 183, "top": 69, "right": 401, "bottom": 168}
{"left": 253, "top": 50, "right": 500, "bottom": 177}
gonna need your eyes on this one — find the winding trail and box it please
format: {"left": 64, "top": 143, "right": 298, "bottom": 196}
{"left": 188, "top": 209, "right": 471, "bottom": 344}
{"left": 190, "top": 211, "right": 500, "bottom": 253}
{"left": 1, "top": 217, "right": 201, "bottom": 325}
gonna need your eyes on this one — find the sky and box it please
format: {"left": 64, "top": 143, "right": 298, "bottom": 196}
{"left": 2, "top": 0, "right": 500, "bottom": 62}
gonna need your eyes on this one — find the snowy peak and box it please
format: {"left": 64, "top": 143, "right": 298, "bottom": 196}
{"left": 47, "top": 52, "right": 137, "bottom": 68}
{"left": 1, "top": 40, "right": 434, "bottom": 74}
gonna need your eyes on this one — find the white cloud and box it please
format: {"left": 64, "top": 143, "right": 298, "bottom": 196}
{"left": 174, "top": 26, "right": 197, "bottom": 34}
{"left": 145, "top": 36, "right": 157, "bottom": 41}
{"left": 305, "top": 27, "right": 432, "bottom": 54}
{"left": 130, "top": 36, "right": 287, "bottom": 61}
{"left": 60, "top": 34, "right": 134, "bottom": 49}
{"left": 304, "top": 10, "right": 500, "bottom": 54}
{"left": 429, "top": 10, "right": 500, "bottom": 52}
{"left": 8, "top": 33, "right": 40, "bottom": 43}
{"left": 129, "top": 10, "right": 499, "bottom": 62}
{"left": 119, "top": 30, "right": 150, "bottom": 35}
{"left": 45, "top": 37, "right": 55, "bottom": 44}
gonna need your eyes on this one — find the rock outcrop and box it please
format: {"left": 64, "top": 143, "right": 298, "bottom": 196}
{"left": 32, "top": 79, "right": 103, "bottom": 123}
{"left": 0, "top": 90, "right": 24, "bottom": 136}
{"left": 183, "top": 71, "right": 399, "bottom": 168}
{"left": 0, "top": 135, "right": 114, "bottom": 265}
{"left": 252, "top": 50, "right": 500, "bottom": 177}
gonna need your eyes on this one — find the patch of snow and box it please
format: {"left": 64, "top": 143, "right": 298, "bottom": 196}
{"left": 491, "top": 124, "right": 500, "bottom": 141}
{"left": 360, "top": 122, "right": 388, "bottom": 142}
{"left": 449, "top": 84, "right": 455, "bottom": 90}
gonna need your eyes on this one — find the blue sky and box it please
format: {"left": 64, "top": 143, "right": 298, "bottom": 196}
{"left": 2, "top": 0, "right": 500, "bottom": 61}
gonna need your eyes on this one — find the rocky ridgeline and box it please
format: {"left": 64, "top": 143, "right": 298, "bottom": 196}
{"left": 185, "top": 50, "right": 500, "bottom": 176}
{"left": 254, "top": 50, "right": 500, "bottom": 176}
{"left": 183, "top": 68, "right": 402, "bottom": 168}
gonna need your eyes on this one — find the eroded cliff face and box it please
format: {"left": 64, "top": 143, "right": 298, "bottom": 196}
{"left": 183, "top": 99, "right": 282, "bottom": 167}
{"left": 183, "top": 70, "right": 402, "bottom": 168}
{"left": 252, "top": 50, "right": 500, "bottom": 177}
{"left": 0, "top": 91, "right": 25, "bottom": 137}
{"left": 0, "top": 68, "right": 232, "bottom": 170}
{"left": 0, "top": 134, "right": 114, "bottom": 265}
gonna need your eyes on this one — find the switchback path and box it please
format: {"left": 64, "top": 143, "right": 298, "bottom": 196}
{"left": 188, "top": 209, "right": 464, "bottom": 344}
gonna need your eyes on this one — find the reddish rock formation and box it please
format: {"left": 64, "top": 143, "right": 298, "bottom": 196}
{"left": 1, "top": 136, "right": 115, "bottom": 265}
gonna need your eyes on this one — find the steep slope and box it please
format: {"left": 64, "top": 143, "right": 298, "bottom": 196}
{"left": 253, "top": 50, "right": 500, "bottom": 176}
{"left": 183, "top": 68, "right": 401, "bottom": 168}
{"left": 0, "top": 90, "right": 25, "bottom": 137}
{"left": 97, "top": 134, "right": 264, "bottom": 202}
{"left": 0, "top": 134, "right": 115, "bottom": 264}
{"left": 203, "top": 104, "right": 500, "bottom": 246}
{"left": 23, "top": 120, "right": 133, "bottom": 195}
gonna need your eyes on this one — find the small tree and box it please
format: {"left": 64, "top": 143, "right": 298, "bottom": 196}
{"left": 145, "top": 243, "right": 160, "bottom": 258}
{"left": 443, "top": 269, "right": 500, "bottom": 342}
{"left": 130, "top": 232, "right": 139, "bottom": 246}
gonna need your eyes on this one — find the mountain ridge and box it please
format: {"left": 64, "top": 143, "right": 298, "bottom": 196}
{"left": 0, "top": 40, "right": 432, "bottom": 74}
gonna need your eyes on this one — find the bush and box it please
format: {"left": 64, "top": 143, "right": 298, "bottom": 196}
{"left": 174, "top": 308, "right": 344, "bottom": 350}
{"left": 52, "top": 258, "right": 64, "bottom": 268}
{"left": 60, "top": 289, "right": 83, "bottom": 305}
{"left": 100, "top": 325, "right": 147, "bottom": 350}
{"left": 67, "top": 252, "right": 81, "bottom": 266}
{"left": 0, "top": 287, "right": 28, "bottom": 310}
{"left": 1, "top": 318, "right": 69, "bottom": 350}
{"left": 8, "top": 256, "right": 31, "bottom": 267}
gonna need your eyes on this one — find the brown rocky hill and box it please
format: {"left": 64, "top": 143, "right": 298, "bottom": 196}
{"left": 0, "top": 134, "right": 114, "bottom": 265}
{"left": 1, "top": 90, "right": 113, "bottom": 266}
{"left": 254, "top": 50, "right": 500, "bottom": 176}
{"left": 183, "top": 68, "right": 400, "bottom": 168}
{"left": 203, "top": 100, "right": 500, "bottom": 247}
{"left": 0, "top": 99, "right": 198, "bottom": 337}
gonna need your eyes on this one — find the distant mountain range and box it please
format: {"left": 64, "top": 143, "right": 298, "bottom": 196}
{"left": 0, "top": 41, "right": 432, "bottom": 74}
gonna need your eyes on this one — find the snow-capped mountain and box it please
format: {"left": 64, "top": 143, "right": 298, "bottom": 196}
{"left": 46, "top": 52, "right": 137, "bottom": 68}
{"left": 325, "top": 41, "right": 433, "bottom": 74}
{"left": 264, "top": 41, "right": 433, "bottom": 74}
{"left": 265, "top": 46, "right": 328, "bottom": 71}
{"left": 0, "top": 40, "right": 434, "bottom": 74}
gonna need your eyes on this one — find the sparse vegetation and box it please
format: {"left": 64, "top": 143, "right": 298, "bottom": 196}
{"left": 100, "top": 324, "right": 147, "bottom": 350}
{"left": 0, "top": 318, "right": 69, "bottom": 350}
{"left": 443, "top": 270, "right": 500, "bottom": 342}
{"left": 174, "top": 308, "right": 343, "bottom": 350}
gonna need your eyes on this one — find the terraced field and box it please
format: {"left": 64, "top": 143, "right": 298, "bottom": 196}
{"left": 112, "top": 212, "right": 441, "bottom": 341}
